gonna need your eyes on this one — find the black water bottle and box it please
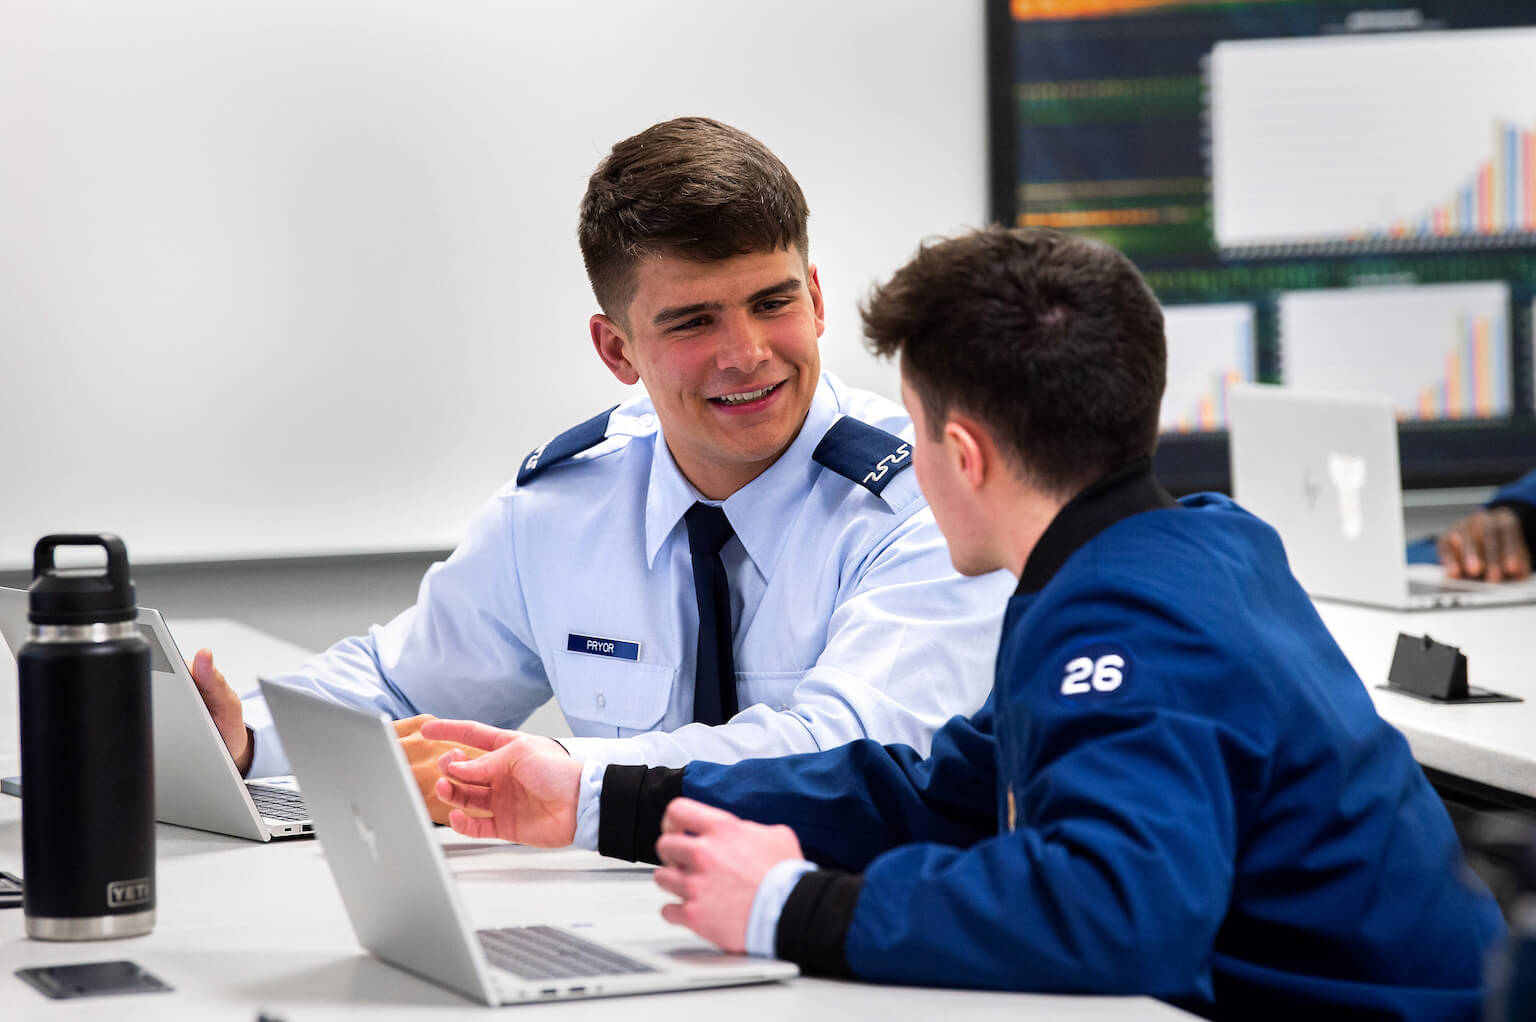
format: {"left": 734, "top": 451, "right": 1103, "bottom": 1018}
{"left": 18, "top": 534, "right": 155, "bottom": 940}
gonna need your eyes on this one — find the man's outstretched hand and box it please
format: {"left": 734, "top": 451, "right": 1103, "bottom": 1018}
{"left": 394, "top": 714, "right": 503, "bottom": 825}
{"left": 652, "top": 798, "right": 804, "bottom": 954}
{"left": 423, "top": 719, "right": 581, "bottom": 846}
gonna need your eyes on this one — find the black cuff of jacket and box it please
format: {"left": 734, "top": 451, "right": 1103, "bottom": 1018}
{"left": 596, "top": 764, "right": 684, "bottom": 864}
{"left": 774, "top": 869, "right": 863, "bottom": 979}
{"left": 1487, "top": 498, "right": 1536, "bottom": 554}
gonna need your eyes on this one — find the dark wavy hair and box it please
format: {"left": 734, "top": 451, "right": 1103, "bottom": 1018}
{"left": 862, "top": 226, "right": 1166, "bottom": 497}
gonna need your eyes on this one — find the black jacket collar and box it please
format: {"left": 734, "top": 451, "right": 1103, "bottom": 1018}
{"left": 1017, "top": 459, "right": 1177, "bottom": 595}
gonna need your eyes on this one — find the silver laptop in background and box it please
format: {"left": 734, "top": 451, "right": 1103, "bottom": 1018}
{"left": 260, "top": 679, "right": 797, "bottom": 1006}
{"left": 1228, "top": 385, "right": 1536, "bottom": 611}
{"left": 0, "top": 587, "right": 312, "bottom": 840}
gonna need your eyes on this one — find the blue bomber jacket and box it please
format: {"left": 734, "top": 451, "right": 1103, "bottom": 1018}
{"left": 598, "top": 462, "right": 1505, "bottom": 1020}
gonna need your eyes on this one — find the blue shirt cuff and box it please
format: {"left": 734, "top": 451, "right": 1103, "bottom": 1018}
{"left": 240, "top": 691, "right": 291, "bottom": 780}
{"left": 745, "top": 859, "right": 817, "bottom": 958}
{"left": 571, "top": 759, "right": 605, "bottom": 852}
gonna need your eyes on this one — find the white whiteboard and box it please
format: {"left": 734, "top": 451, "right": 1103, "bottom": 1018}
{"left": 0, "top": 1, "right": 986, "bottom": 569}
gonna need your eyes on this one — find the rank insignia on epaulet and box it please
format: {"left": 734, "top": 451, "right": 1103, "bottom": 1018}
{"left": 516, "top": 405, "right": 620, "bottom": 486}
{"left": 811, "top": 417, "right": 913, "bottom": 496}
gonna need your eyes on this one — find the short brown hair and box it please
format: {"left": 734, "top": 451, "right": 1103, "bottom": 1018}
{"left": 578, "top": 117, "right": 811, "bottom": 322}
{"left": 862, "top": 226, "right": 1166, "bottom": 497}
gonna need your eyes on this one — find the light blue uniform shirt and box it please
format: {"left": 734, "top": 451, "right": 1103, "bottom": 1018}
{"left": 242, "top": 373, "right": 1012, "bottom": 780}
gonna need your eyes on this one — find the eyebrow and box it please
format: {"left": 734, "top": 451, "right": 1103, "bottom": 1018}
{"left": 652, "top": 300, "right": 721, "bottom": 328}
{"left": 651, "top": 276, "right": 804, "bottom": 328}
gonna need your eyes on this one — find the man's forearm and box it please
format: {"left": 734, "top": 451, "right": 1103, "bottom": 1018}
{"left": 596, "top": 764, "right": 860, "bottom": 970}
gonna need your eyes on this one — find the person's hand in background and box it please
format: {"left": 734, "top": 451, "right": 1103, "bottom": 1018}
{"left": 1438, "top": 507, "right": 1531, "bottom": 582}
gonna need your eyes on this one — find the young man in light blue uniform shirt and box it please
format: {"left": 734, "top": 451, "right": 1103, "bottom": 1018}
{"left": 189, "top": 117, "right": 1011, "bottom": 817}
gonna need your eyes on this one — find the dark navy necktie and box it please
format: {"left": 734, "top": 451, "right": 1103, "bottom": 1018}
{"left": 684, "top": 502, "right": 738, "bottom": 725}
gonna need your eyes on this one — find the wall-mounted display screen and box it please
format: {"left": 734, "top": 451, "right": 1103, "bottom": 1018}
{"left": 987, "top": 0, "right": 1536, "bottom": 492}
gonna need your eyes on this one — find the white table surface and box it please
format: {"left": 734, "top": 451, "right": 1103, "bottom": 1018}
{"left": 0, "top": 801, "right": 1196, "bottom": 1021}
{"left": 1315, "top": 599, "right": 1536, "bottom": 799}
{"left": 0, "top": 618, "right": 1193, "bottom": 1020}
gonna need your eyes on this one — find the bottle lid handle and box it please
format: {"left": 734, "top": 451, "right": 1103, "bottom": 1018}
{"left": 32, "top": 534, "right": 133, "bottom": 592}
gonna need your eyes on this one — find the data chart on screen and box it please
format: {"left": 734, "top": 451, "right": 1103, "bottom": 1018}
{"left": 1277, "top": 281, "right": 1513, "bottom": 421}
{"left": 1160, "top": 303, "right": 1256, "bottom": 433}
{"left": 1210, "top": 27, "right": 1536, "bottom": 255}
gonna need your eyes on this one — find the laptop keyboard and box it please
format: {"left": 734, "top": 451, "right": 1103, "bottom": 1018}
{"left": 247, "top": 782, "right": 310, "bottom": 821}
{"left": 477, "top": 926, "right": 658, "bottom": 980}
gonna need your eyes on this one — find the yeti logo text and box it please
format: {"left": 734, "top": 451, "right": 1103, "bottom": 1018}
{"left": 107, "top": 877, "right": 152, "bottom": 908}
{"left": 1327, "top": 451, "right": 1367, "bottom": 541}
{"left": 862, "top": 444, "right": 911, "bottom": 486}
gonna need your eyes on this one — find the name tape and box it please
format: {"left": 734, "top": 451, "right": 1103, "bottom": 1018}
{"left": 566, "top": 634, "right": 641, "bottom": 662}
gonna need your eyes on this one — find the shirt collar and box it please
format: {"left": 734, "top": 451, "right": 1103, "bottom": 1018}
{"left": 645, "top": 375, "right": 839, "bottom": 575}
{"left": 1017, "top": 458, "right": 1177, "bottom": 595}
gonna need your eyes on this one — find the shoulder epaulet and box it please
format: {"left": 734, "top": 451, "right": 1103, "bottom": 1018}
{"left": 516, "top": 405, "right": 620, "bottom": 485}
{"left": 812, "top": 417, "right": 913, "bottom": 496}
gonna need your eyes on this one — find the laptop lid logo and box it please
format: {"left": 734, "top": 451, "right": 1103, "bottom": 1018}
{"left": 352, "top": 803, "right": 380, "bottom": 863}
{"left": 1327, "top": 452, "right": 1367, "bottom": 540}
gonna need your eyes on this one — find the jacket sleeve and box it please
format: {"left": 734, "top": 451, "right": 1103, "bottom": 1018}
{"left": 776, "top": 702, "right": 1241, "bottom": 999}
{"left": 242, "top": 484, "right": 552, "bottom": 778}
{"left": 563, "top": 502, "right": 1012, "bottom": 769}
{"left": 597, "top": 698, "right": 999, "bottom": 871}
{"left": 1407, "top": 468, "right": 1536, "bottom": 565}
{"left": 1488, "top": 469, "right": 1536, "bottom": 551}
{"left": 1489, "top": 468, "right": 1536, "bottom": 507}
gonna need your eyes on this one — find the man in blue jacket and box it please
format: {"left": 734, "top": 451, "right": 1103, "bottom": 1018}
{"left": 427, "top": 226, "right": 1505, "bottom": 1019}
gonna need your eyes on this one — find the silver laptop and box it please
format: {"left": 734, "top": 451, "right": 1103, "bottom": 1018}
{"left": 260, "top": 679, "right": 797, "bottom": 1005}
{"left": 0, "top": 587, "right": 312, "bottom": 840}
{"left": 1228, "top": 385, "right": 1536, "bottom": 610}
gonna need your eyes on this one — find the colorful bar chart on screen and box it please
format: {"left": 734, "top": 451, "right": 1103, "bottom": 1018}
{"left": 1402, "top": 122, "right": 1536, "bottom": 240}
{"left": 1160, "top": 303, "right": 1256, "bottom": 433}
{"left": 1277, "top": 281, "right": 1512, "bottom": 421}
{"left": 1209, "top": 27, "right": 1536, "bottom": 254}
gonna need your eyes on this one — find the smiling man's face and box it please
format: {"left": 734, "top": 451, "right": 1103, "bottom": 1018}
{"left": 590, "top": 246, "right": 824, "bottom": 499}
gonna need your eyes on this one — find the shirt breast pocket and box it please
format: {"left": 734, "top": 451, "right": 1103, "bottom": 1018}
{"left": 735, "top": 669, "right": 809, "bottom": 713}
{"left": 556, "top": 656, "right": 677, "bottom": 731}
